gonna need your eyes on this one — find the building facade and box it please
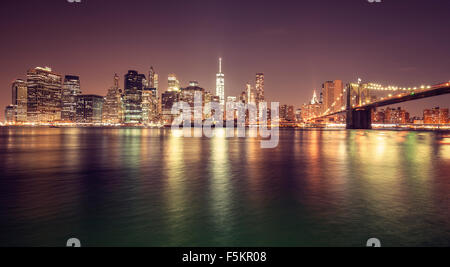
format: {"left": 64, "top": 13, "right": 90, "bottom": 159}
{"left": 142, "top": 87, "right": 159, "bottom": 124}
{"left": 27, "top": 67, "right": 63, "bottom": 123}
{"left": 61, "top": 75, "right": 82, "bottom": 122}
{"left": 75, "top": 95, "right": 104, "bottom": 124}
{"left": 424, "top": 107, "right": 449, "bottom": 124}
{"left": 11, "top": 79, "right": 27, "bottom": 122}
{"left": 387, "top": 107, "right": 410, "bottom": 124}
{"left": 301, "top": 90, "right": 322, "bottom": 121}
{"left": 322, "top": 80, "right": 344, "bottom": 114}
{"left": 255, "top": 73, "right": 265, "bottom": 105}
{"left": 103, "top": 74, "right": 124, "bottom": 124}
{"left": 246, "top": 82, "right": 256, "bottom": 104}
{"left": 123, "top": 70, "right": 145, "bottom": 124}
{"left": 161, "top": 91, "right": 180, "bottom": 125}
{"left": 4, "top": 105, "right": 16, "bottom": 124}
{"left": 280, "top": 105, "right": 295, "bottom": 122}
{"left": 168, "top": 73, "right": 180, "bottom": 92}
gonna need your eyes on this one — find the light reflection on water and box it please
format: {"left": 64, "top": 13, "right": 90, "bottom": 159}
{"left": 0, "top": 127, "right": 449, "bottom": 247}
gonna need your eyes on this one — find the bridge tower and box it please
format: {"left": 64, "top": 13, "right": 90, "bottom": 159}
{"left": 346, "top": 82, "right": 373, "bottom": 129}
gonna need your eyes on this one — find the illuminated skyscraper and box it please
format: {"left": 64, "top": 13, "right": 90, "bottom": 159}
{"left": 148, "top": 67, "right": 155, "bottom": 88}
{"left": 239, "top": 90, "right": 247, "bottom": 103}
{"left": 161, "top": 91, "right": 180, "bottom": 125}
{"left": 75, "top": 95, "right": 104, "bottom": 124}
{"left": 142, "top": 87, "right": 159, "bottom": 124}
{"left": 61, "top": 75, "right": 81, "bottom": 122}
{"left": 179, "top": 81, "right": 205, "bottom": 122}
{"left": 27, "top": 67, "right": 62, "bottom": 123}
{"left": 322, "top": 80, "right": 344, "bottom": 113}
{"left": 168, "top": 74, "right": 180, "bottom": 92}
{"left": 123, "top": 70, "right": 145, "bottom": 124}
{"left": 256, "top": 73, "right": 265, "bottom": 104}
{"left": 246, "top": 82, "right": 256, "bottom": 104}
{"left": 154, "top": 73, "right": 159, "bottom": 93}
{"left": 280, "top": 105, "right": 295, "bottom": 122}
{"left": 216, "top": 58, "right": 225, "bottom": 106}
{"left": 301, "top": 90, "right": 322, "bottom": 121}
{"left": 4, "top": 105, "right": 16, "bottom": 124}
{"left": 295, "top": 108, "right": 302, "bottom": 122}
{"left": 11, "top": 79, "right": 27, "bottom": 122}
{"left": 311, "top": 90, "right": 320, "bottom": 105}
{"left": 103, "top": 74, "right": 124, "bottom": 124}
{"left": 181, "top": 81, "right": 205, "bottom": 107}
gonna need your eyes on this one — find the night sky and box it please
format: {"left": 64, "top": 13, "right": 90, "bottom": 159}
{"left": 1, "top": 0, "right": 450, "bottom": 119}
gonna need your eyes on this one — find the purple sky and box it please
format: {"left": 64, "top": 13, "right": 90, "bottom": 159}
{"left": 1, "top": 0, "right": 450, "bottom": 119}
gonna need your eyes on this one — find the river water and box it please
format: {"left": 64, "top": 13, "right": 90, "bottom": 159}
{"left": 0, "top": 127, "right": 449, "bottom": 247}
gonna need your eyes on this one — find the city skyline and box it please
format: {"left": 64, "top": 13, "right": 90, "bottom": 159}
{"left": 4, "top": 62, "right": 450, "bottom": 121}
{"left": 1, "top": 0, "right": 450, "bottom": 120}
{"left": 2, "top": 0, "right": 450, "bottom": 249}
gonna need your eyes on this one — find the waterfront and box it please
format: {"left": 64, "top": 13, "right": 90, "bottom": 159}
{"left": 0, "top": 127, "right": 449, "bottom": 247}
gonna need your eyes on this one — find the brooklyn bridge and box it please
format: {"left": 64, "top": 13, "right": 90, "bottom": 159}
{"left": 307, "top": 81, "right": 450, "bottom": 129}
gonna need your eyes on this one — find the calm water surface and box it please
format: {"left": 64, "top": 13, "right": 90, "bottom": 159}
{"left": 0, "top": 127, "right": 449, "bottom": 247}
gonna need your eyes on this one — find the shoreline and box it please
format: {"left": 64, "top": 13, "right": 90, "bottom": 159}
{"left": 1, "top": 125, "right": 450, "bottom": 132}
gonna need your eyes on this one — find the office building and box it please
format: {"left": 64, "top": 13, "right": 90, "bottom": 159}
{"left": 280, "top": 105, "right": 295, "bottom": 122}
{"left": 168, "top": 73, "right": 180, "bottom": 92}
{"left": 75, "top": 95, "right": 104, "bottom": 124}
{"left": 4, "top": 105, "right": 16, "bottom": 124}
{"left": 103, "top": 74, "right": 124, "bottom": 124}
{"left": 322, "top": 80, "right": 344, "bottom": 113}
{"left": 142, "top": 87, "right": 159, "bottom": 124}
{"left": 27, "top": 67, "right": 63, "bottom": 123}
{"left": 61, "top": 75, "right": 82, "bottom": 122}
{"left": 256, "top": 73, "right": 265, "bottom": 105}
{"left": 181, "top": 81, "right": 205, "bottom": 107}
{"left": 161, "top": 90, "right": 180, "bottom": 125}
{"left": 123, "top": 70, "right": 146, "bottom": 124}
{"left": 11, "top": 79, "right": 27, "bottom": 122}
{"left": 301, "top": 90, "right": 322, "bottom": 121}
{"left": 246, "top": 82, "right": 256, "bottom": 104}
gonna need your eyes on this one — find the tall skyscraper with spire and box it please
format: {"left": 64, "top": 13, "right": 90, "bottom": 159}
{"left": 216, "top": 58, "right": 225, "bottom": 106}
{"left": 311, "top": 90, "right": 320, "bottom": 105}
